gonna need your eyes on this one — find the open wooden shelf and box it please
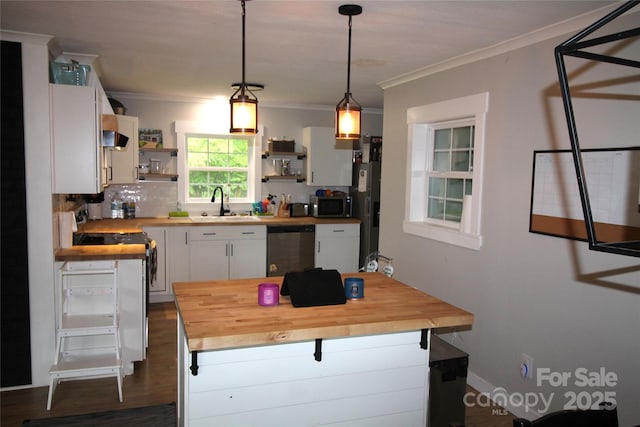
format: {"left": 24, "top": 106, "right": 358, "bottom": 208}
{"left": 139, "top": 173, "right": 178, "bottom": 181}
{"left": 262, "top": 151, "right": 306, "bottom": 160}
{"left": 140, "top": 147, "right": 178, "bottom": 156}
{"left": 262, "top": 175, "right": 305, "bottom": 183}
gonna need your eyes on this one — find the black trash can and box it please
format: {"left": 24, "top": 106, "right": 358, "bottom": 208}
{"left": 428, "top": 335, "right": 469, "bottom": 427}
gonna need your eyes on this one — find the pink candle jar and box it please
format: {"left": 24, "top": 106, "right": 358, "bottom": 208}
{"left": 258, "top": 283, "right": 279, "bottom": 306}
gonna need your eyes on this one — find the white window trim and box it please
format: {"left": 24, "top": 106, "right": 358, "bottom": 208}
{"left": 404, "top": 92, "right": 489, "bottom": 250}
{"left": 175, "top": 120, "right": 262, "bottom": 208}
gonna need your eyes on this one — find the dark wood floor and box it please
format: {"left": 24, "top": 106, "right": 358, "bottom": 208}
{"left": 1, "top": 302, "right": 514, "bottom": 427}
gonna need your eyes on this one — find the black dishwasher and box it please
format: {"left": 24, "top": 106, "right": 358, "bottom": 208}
{"left": 266, "top": 225, "right": 315, "bottom": 276}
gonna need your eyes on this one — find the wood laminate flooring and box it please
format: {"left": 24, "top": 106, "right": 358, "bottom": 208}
{"left": 1, "top": 302, "right": 514, "bottom": 427}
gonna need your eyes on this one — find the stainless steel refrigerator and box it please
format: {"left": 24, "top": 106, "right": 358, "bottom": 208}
{"left": 350, "top": 136, "right": 382, "bottom": 269}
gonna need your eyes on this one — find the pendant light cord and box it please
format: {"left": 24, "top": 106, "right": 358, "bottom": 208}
{"left": 346, "top": 14, "right": 352, "bottom": 95}
{"left": 241, "top": 0, "right": 246, "bottom": 94}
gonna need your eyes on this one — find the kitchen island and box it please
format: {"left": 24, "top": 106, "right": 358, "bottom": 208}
{"left": 173, "top": 272, "right": 473, "bottom": 427}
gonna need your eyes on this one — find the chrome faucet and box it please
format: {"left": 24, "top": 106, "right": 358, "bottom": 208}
{"left": 210, "top": 186, "right": 230, "bottom": 216}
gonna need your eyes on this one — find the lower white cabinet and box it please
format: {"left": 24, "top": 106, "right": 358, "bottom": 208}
{"left": 152, "top": 226, "right": 267, "bottom": 301}
{"left": 150, "top": 223, "right": 359, "bottom": 302}
{"left": 315, "top": 223, "right": 360, "bottom": 273}
{"left": 165, "top": 227, "right": 191, "bottom": 300}
{"left": 189, "top": 226, "right": 267, "bottom": 281}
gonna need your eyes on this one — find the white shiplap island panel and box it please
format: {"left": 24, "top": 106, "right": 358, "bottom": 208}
{"left": 180, "top": 328, "right": 428, "bottom": 426}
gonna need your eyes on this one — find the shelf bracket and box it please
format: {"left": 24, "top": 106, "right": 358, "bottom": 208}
{"left": 314, "top": 338, "right": 323, "bottom": 362}
{"left": 190, "top": 351, "right": 199, "bottom": 376}
{"left": 420, "top": 329, "right": 429, "bottom": 350}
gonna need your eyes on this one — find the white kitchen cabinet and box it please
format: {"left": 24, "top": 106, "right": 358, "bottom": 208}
{"left": 228, "top": 238, "right": 266, "bottom": 278}
{"left": 303, "top": 126, "right": 353, "bottom": 186}
{"left": 189, "top": 226, "right": 266, "bottom": 281}
{"left": 105, "top": 115, "right": 139, "bottom": 184}
{"left": 160, "top": 225, "right": 266, "bottom": 300}
{"left": 166, "top": 227, "right": 191, "bottom": 298}
{"left": 50, "top": 84, "right": 107, "bottom": 194}
{"left": 189, "top": 227, "right": 225, "bottom": 281}
{"left": 143, "top": 227, "right": 167, "bottom": 301}
{"left": 315, "top": 223, "right": 360, "bottom": 273}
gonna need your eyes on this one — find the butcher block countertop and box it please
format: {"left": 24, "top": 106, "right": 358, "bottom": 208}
{"left": 77, "top": 216, "right": 360, "bottom": 233}
{"left": 55, "top": 244, "right": 147, "bottom": 261}
{"left": 56, "top": 216, "right": 358, "bottom": 261}
{"left": 173, "top": 272, "right": 474, "bottom": 352}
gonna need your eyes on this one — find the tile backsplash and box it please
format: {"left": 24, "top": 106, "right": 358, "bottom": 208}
{"left": 101, "top": 182, "right": 178, "bottom": 218}
{"left": 84, "top": 181, "right": 347, "bottom": 220}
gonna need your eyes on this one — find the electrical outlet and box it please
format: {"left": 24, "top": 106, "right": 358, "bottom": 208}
{"left": 521, "top": 353, "right": 534, "bottom": 380}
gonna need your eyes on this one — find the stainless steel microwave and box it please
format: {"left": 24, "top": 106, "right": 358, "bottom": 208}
{"left": 310, "top": 196, "right": 352, "bottom": 218}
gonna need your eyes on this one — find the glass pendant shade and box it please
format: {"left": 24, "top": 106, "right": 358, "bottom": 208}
{"left": 336, "top": 93, "right": 361, "bottom": 140}
{"left": 230, "top": 90, "right": 258, "bottom": 134}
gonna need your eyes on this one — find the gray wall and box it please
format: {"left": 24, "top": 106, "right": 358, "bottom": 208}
{"left": 380, "top": 13, "right": 639, "bottom": 425}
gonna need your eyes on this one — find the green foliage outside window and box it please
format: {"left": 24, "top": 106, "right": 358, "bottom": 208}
{"left": 186, "top": 136, "right": 250, "bottom": 200}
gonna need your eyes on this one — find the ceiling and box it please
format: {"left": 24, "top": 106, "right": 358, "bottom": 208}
{"left": 1, "top": 0, "right": 620, "bottom": 109}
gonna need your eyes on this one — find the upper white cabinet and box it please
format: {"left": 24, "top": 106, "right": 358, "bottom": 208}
{"left": 50, "top": 84, "right": 106, "bottom": 194}
{"left": 106, "top": 115, "right": 139, "bottom": 184}
{"left": 303, "top": 127, "right": 353, "bottom": 186}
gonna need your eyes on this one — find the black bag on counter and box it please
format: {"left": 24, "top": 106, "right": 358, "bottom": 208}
{"left": 281, "top": 268, "right": 346, "bottom": 307}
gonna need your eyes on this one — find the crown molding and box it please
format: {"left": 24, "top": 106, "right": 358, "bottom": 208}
{"left": 378, "top": 2, "right": 635, "bottom": 90}
{"left": 0, "top": 30, "right": 52, "bottom": 45}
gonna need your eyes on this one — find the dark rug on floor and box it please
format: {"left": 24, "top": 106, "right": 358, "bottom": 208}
{"left": 22, "top": 402, "right": 176, "bottom": 426}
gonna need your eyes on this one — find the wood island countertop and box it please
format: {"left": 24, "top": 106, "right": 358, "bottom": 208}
{"left": 173, "top": 272, "right": 474, "bottom": 352}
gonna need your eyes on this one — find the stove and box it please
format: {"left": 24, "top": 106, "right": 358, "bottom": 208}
{"left": 73, "top": 232, "right": 150, "bottom": 246}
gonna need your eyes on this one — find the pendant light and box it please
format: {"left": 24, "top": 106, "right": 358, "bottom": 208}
{"left": 335, "top": 4, "right": 362, "bottom": 140}
{"left": 230, "top": 0, "right": 262, "bottom": 134}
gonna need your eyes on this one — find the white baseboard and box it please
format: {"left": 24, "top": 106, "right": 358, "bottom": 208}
{"left": 467, "top": 370, "right": 542, "bottom": 421}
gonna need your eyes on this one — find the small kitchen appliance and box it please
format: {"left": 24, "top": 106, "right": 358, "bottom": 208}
{"left": 102, "top": 130, "right": 129, "bottom": 149}
{"left": 289, "top": 203, "right": 309, "bottom": 217}
{"left": 310, "top": 195, "right": 352, "bottom": 218}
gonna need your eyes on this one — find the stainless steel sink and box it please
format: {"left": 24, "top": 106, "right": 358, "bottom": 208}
{"left": 190, "top": 215, "right": 261, "bottom": 223}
